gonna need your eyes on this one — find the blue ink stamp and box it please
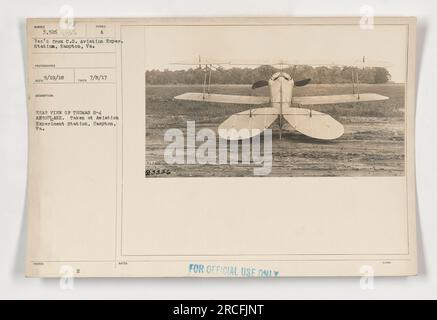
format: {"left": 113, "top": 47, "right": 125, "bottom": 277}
{"left": 188, "top": 263, "right": 279, "bottom": 277}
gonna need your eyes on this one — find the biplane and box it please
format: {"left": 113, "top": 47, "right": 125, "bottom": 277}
{"left": 173, "top": 57, "right": 389, "bottom": 140}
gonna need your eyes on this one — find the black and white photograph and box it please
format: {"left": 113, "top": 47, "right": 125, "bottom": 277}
{"left": 145, "top": 24, "right": 407, "bottom": 177}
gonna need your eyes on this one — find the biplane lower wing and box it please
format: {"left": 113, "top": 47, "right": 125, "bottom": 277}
{"left": 218, "top": 107, "right": 278, "bottom": 140}
{"left": 292, "top": 93, "right": 388, "bottom": 105}
{"left": 283, "top": 107, "right": 344, "bottom": 140}
{"left": 174, "top": 92, "right": 270, "bottom": 105}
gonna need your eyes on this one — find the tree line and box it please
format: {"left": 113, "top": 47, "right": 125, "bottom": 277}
{"left": 146, "top": 65, "right": 391, "bottom": 85}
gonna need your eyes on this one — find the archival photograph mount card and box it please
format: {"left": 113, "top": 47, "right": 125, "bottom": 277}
{"left": 25, "top": 17, "right": 417, "bottom": 277}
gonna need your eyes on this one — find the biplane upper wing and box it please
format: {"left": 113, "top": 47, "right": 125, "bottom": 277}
{"left": 174, "top": 93, "right": 270, "bottom": 105}
{"left": 292, "top": 93, "right": 389, "bottom": 106}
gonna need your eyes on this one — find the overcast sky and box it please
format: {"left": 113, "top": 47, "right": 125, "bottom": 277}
{"left": 144, "top": 24, "right": 408, "bottom": 83}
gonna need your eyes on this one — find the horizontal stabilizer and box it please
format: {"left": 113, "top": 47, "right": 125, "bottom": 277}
{"left": 174, "top": 92, "right": 270, "bottom": 105}
{"left": 283, "top": 107, "right": 344, "bottom": 140}
{"left": 293, "top": 93, "right": 388, "bottom": 105}
{"left": 219, "top": 108, "right": 278, "bottom": 140}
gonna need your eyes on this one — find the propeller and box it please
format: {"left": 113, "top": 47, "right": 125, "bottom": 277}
{"left": 294, "top": 78, "right": 311, "bottom": 87}
{"left": 290, "top": 65, "right": 311, "bottom": 87}
{"left": 251, "top": 73, "right": 311, "bottom": 90}
{"left": 252, "top": 80, "right": 269, "bottom": 89}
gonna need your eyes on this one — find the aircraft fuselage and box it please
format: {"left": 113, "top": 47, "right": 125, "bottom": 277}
{"left": 268, "top": 72, "right": 294, "bottom": 138}
{"left": 269, "top": 72, "right": 294, "bottom": 113}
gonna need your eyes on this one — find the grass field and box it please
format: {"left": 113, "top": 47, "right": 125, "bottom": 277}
{"left": 145, "top": 83, "right": 405, "bottom": 177}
